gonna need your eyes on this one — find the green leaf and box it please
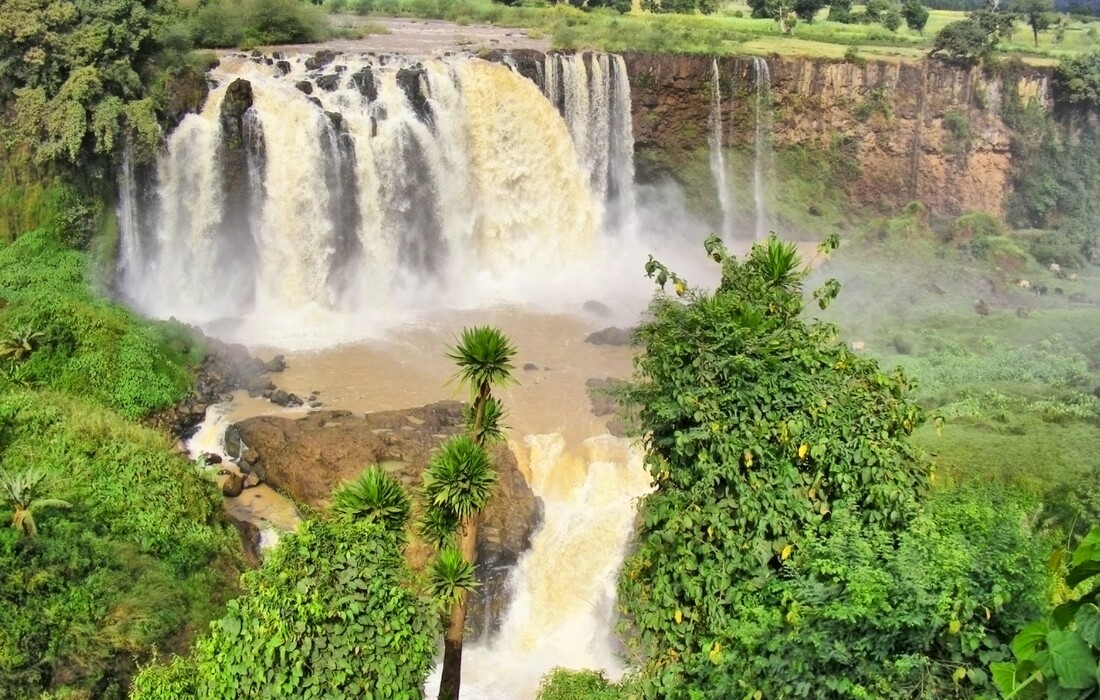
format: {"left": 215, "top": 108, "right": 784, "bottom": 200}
{"left": 1067, "top": 561, "right": 1100, "bottom": 590}
{"left": 1076, "top": 605, "right": 1100, "bottom": 649}
{"left": 1046, "top": 629, "right": 1098, "bottom": 690}
{"left": 1013, "top": 621, "right": 1050, "bottom": 661}
{"left": 990, "top": 662, "right": 1018, "bottom": 695}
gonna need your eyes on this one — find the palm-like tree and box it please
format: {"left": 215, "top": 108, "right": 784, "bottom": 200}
{"left": 422, "top": 434, "right": 498, "bottom": 700}
{"left": 0, "top": 469, "right": 71, "bottom": 538}
{"left": 431, "top": 326, "right": 516, "bottom": 700}
{"left": 331, "top": 466, "right": 411, "bottom": 537}
{"left": 446, "top": 326, "right": 516, "bottom": 438}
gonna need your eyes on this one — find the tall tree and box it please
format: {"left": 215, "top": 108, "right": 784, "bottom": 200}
{"left": 427, "top": 326, "right": 516, "bottom": 700}
{"left": 1015, "top": 0, "right": 1057, "bottom": 46}
{"left": 901, "top": 0, "right": 931, "bottom": 33}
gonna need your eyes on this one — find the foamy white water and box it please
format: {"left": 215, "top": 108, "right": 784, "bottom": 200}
{"left": 425, "top": 434, "right": 653, "bottom": 699}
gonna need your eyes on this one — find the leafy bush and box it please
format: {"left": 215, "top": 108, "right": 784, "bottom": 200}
{"left": 536, "top": 668, "right": 626, "bottom": 700}
{"left": 0, "top": 230, "right": 197, "bottom": 418}
{"left": 944, "top": 211, "right": 1005, "bottom": 246}
{"left": 695, "top": 486, "right": 1050, "bottom": 699}
{"left": 1056, "top": 51, "right": 1100, "bottom": 107}
{"left": 618, "top": 236, "right": 933, "bottom": 697}
{"left": 1026, "top": 228, "right": 1089, "bottom": 269}
{"left": 993, "top": 525, "right": 1100, "bottom": 698}
{"left": 0, "top": 389, "right": 238, "bottom": 699}
{"left": 131, "top": 519, "right": 436, "bottom": 699}
{"left": 186, "top": 0, "right": 329, "bottom": 48}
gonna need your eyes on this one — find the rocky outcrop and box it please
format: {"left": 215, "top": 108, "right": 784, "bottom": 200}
{"left": 230, "top": 401, "right": 542, "bottom": 635}
{"left": 624, "top": 54, "right": 1053, "bottom": 219}
{"left": 143, "top": 329, "right": 283, "bottom": 439}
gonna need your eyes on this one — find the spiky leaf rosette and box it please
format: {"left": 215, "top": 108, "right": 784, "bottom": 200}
{"left": 422, "top": 435, "right": 497, "bottom": 522}
{"left": 427, "top": 546, "right": 479, "bottom": 609}
{"left": 446, "top": 326, "right": 517, "bottom": 396}
{"left": 331, "top": 466, "right": 411, "bottom": 535}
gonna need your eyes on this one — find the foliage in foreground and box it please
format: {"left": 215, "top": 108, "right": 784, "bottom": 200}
{"left": 130, "top": 518, "right": 436, "bottom": 699}
{"left": 536, "top": 668, "right": 630, "bottom": 700}
{"left": 0, "top": 388, "right": 238, "bottom": 699}
{"left": 994, "top": 526, "right": 1100, "bottom": 699}
{"left": 0, "top": 230, "right": 198, "bottom": 418}
{"left": 617, "top": 236, "right": 1050, "bottom": 698}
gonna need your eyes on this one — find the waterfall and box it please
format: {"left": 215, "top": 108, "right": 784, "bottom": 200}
{"left": 116, "top": 142, "right": 142, "bottom": 286}
{"left": 425, "top": 434, "right": 653, "bottom": 699}
{"left": 119, "top": 55, "right": 616, "bottom": 332}
{"left": 708, "top": 59, "right": 734, "bottom": 243}
{"left": 751, "top": 57, "right": 773, "bottom": 241}
{"left": 542, "top": 52, "right": 636, "bottom": 235}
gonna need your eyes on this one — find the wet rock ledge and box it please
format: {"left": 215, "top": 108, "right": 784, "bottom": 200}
{"left": 227, "top": 400, "right": 542, "bottom": 636}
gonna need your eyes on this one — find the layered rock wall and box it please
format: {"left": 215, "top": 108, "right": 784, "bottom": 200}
{"left": 624, "top": 53, "right": 1053, "bottom": 218}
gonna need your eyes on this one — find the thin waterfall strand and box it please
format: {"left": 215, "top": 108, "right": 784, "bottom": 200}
{"left": 708, "top": 59, "right": 734, "bottom": 243}
{"left": 752, "top": 57, "right": 772, "bottom": 241}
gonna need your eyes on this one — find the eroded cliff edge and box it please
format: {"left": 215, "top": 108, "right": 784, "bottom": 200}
{"left": 624, "top": 53, "right": 1054, "bottom": 220}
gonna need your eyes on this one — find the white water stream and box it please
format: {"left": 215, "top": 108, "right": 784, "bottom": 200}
{"left": 708, "top": 59, "right": 734, "bottom": 244}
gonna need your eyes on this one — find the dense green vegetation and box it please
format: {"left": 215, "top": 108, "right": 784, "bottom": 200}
{"left": 0, "top": 230, "right": 198, "bottom": 418}
{"left": 0, "top": 387, "right": 239, "bottom": 699}
{"left": 602, "top": 237, "right": 1053, "bottom": 698}
{"left": 337, "top": 0, "right": 1100, "bottom": 62}
{"left": 130, "top": 517, "right": 436, "bottom": 699}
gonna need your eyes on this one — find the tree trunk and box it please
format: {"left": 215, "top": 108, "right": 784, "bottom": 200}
{"left": 437, "top": 516, "right": 479, "bottom": 700}
{"left": 437, "top": 383, "right": 492, "bottom": 700}
{"left": 1033, "top": 25, "right": 1039, "bottom": 47}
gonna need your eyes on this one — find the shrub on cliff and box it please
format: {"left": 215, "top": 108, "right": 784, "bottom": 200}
{"left": 0, "top": 230, "right": 198, "bottom": 418}
{"left": 130, "top": 519, "right": 437, "bottom": 699}
{"left": 1056, "top": 51, "right": 1100, "bottom": 107}
{"left": 0, "top": 388, "right": 239, "bottom": 699}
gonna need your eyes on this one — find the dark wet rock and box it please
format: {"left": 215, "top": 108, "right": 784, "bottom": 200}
{"left": 275, "top": 60, "right": 291, "bottom": 76}
{"left": 231, "top": 401, "right": 541, "bottom": 636}
{"left": 586, "top": 377, "right": 625, "bottom": 417}
{"left": 221, "top": 471, "right": 244, "bottom": 497}
{"left": 270, "top": 389, "right": 289, "bottom": 406}
{"left": 334, "top": 64, "right": 347, "bottom": 73}
{"left": 350, "top": 66, "right": 378, "bottom": 101}
{"left": 523, "top": 362, "right": 539, "bottom": 371}
{"left": 247, "top": 375, "right": 275, "bottom": 397}
{"left": 264, "top": 355, "right": 286, "bottom": 373}
{"left": 201, "top": 452, "right": 223, "bottom": 465}
{"left": 142, "top": 327, "right": 279, "bottom": 440}
{"left": 304, "top": 49, "right": 336, "bottom": 71}
{"left": 317, "top": 73, "right": 340, "bottom": 91}
{"left": 242, "top": 471, "right": 262, "bottom": 489}
{"left": 226, "top": 511, "right": 262, "bottom": 566}
{"left": 582, "top": 300, "right": 612, "bottom": 317}
{"left": 295, "top": 80, "right": 313, "bottom": 95}
{"left": 585, "top": 326, "right": 633, "bottom": 346}
{"left": 325, "top": 111, "right": 344, "bottom": 130}
{"left": 396, "top": 66, "right": 432, "bottom": 122}
{"left": 307, "top": 96, "right": 322, "bottom": 109}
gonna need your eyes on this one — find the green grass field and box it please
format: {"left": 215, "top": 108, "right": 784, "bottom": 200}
{"left": 334, "top": 0, "right": 1100, "bottom": 63}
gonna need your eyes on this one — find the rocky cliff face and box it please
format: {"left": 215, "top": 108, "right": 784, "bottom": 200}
{"left": 228, "top": 401, "right": 541, "bottom": 636}
{"left": 624, "top": 53, "right": 1053, "bottom": 219}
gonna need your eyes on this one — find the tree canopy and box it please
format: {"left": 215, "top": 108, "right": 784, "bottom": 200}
{"left": 0, "top": 0, "right": 175, "bottom": 168}
{"left": 615, "top": 236, "right": 1049, "bottom": 698}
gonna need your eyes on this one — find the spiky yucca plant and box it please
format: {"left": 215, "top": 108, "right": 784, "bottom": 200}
{"left": 427, "top": 546, "right": 479, "bottom": 610}
{"left": 421, "top": 436, "right": 496, "bottom": 523}
{"left": 331, "top": 466, "right": 411, "bottom": 536}
{"left": 0, "top": 469, "right": 71, "bottom": 538}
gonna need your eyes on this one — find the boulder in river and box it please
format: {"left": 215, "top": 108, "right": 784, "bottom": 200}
{"left": 231, "top": 401, "right": 542, "bottom": 635}
{"left": 584, "top": 326, "right": 633, "bottom": 346}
